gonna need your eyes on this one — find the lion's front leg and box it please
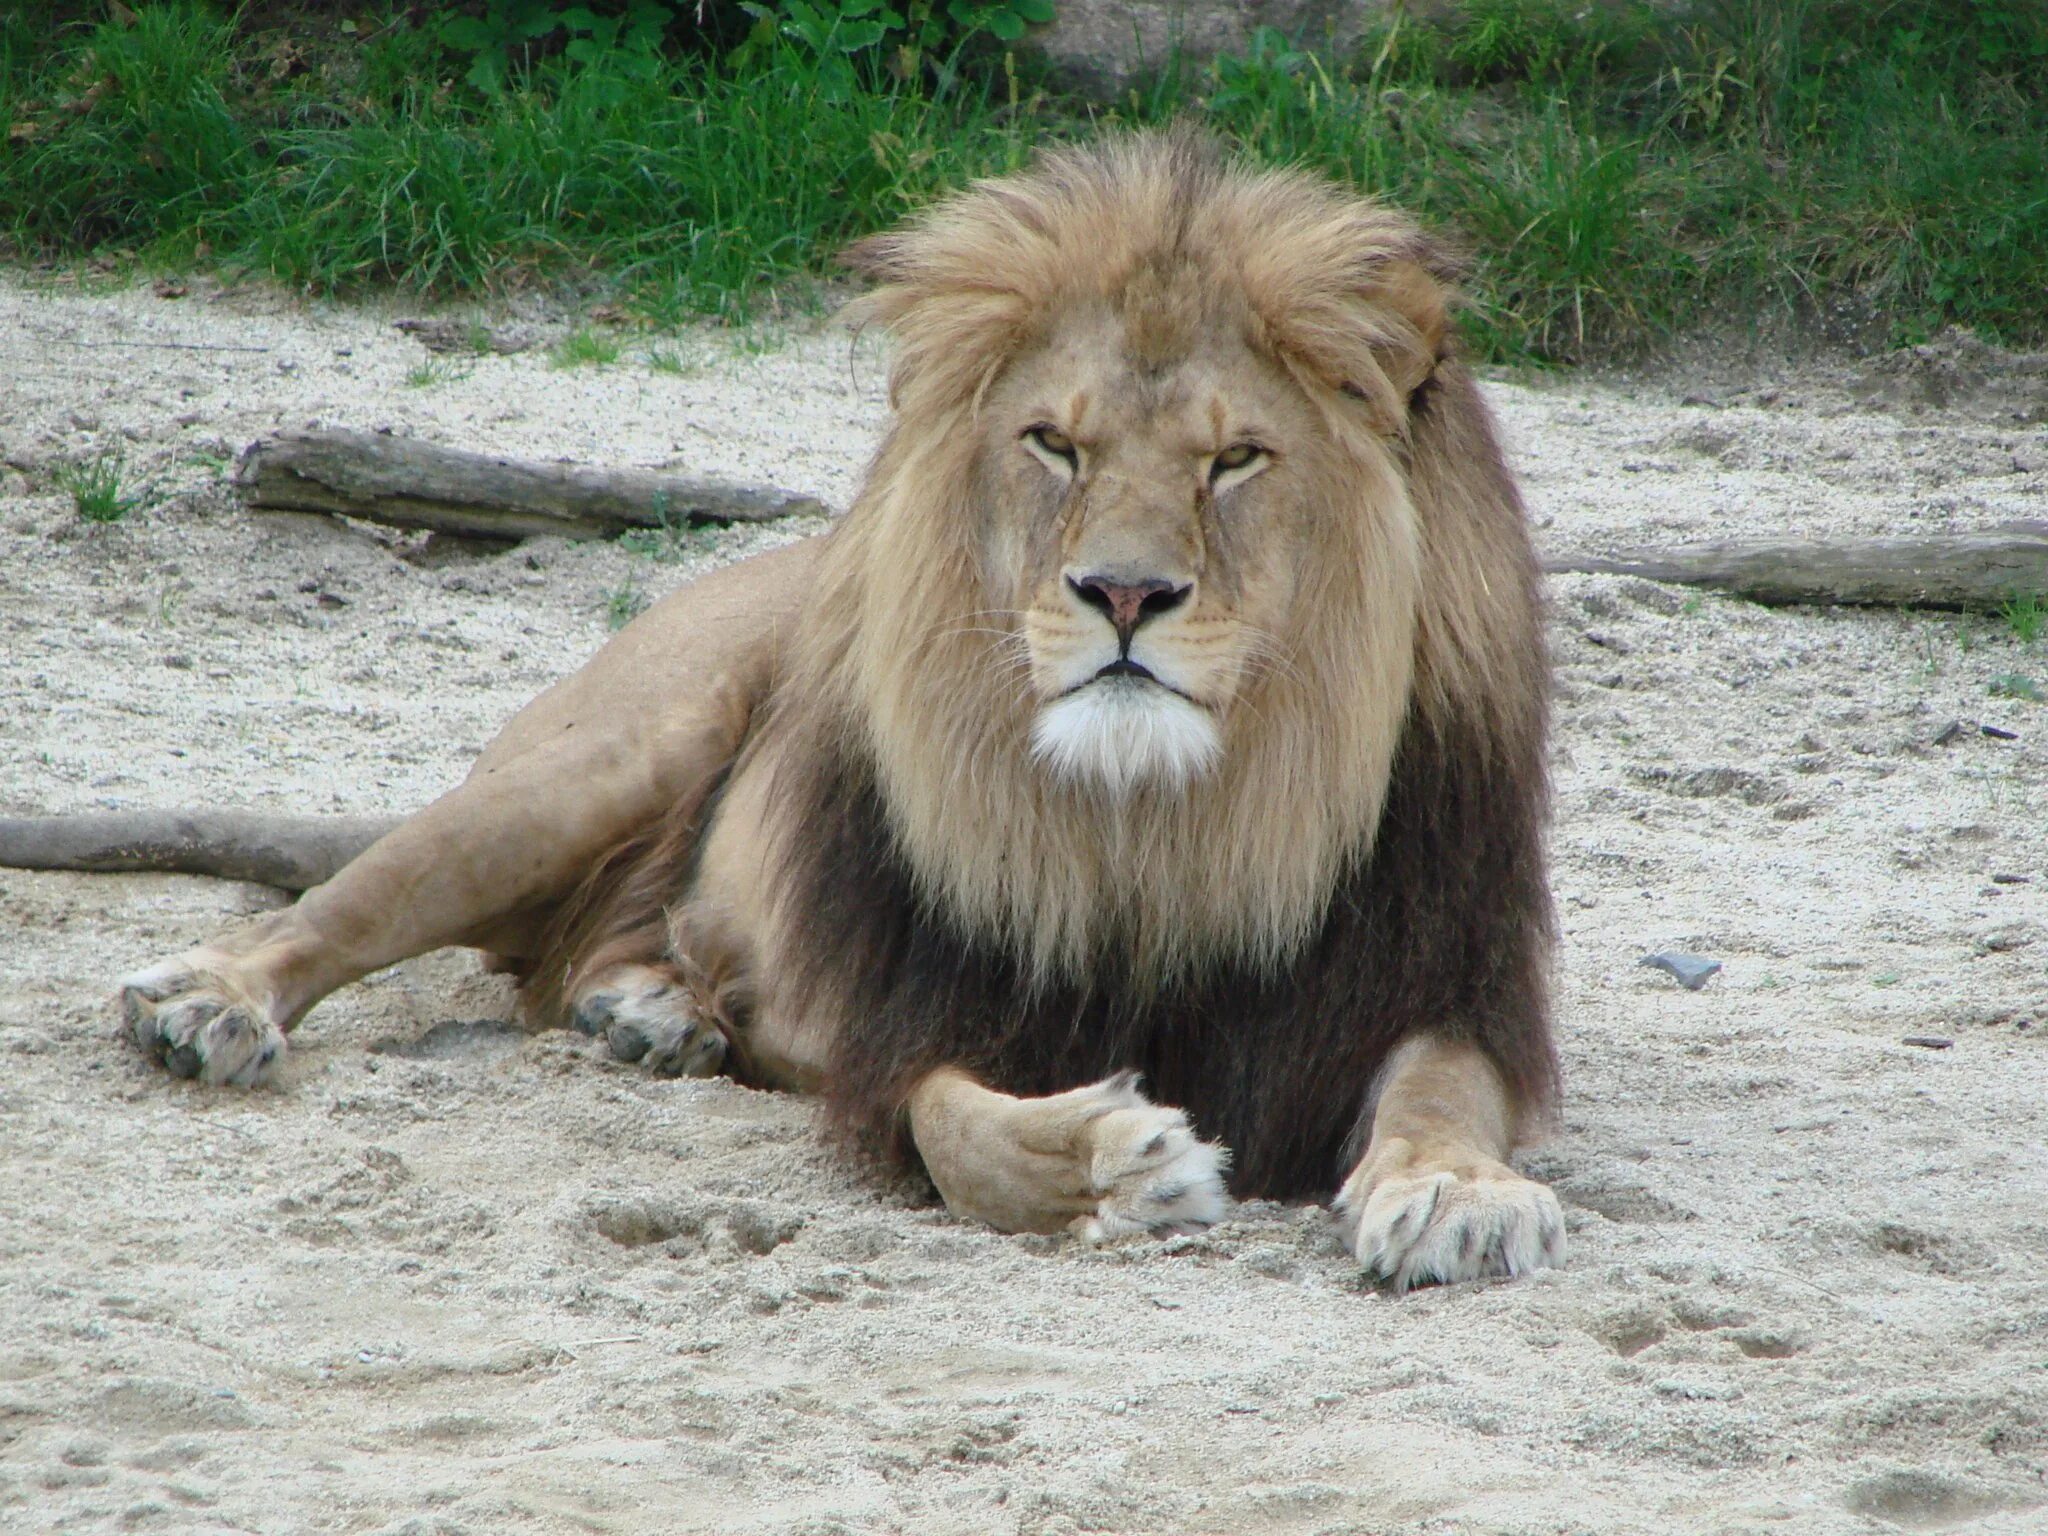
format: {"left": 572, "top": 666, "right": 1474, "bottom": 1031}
{"left": 906, "top": 1067, "right": 1230, "bottom": 1241}
{"left": 1335, "top": 1036, "right": 1565, "bottom": 1291}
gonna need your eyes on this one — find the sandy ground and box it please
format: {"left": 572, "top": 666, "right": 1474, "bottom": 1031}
{"left": 0, "top": 272, "right": 2044, "bottom": 1536}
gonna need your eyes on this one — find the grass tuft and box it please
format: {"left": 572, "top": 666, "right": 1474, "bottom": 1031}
{"left": 403, "top": 358, "right": 470, "bottom": 389}
{"left": 1999, "top": 592, "right": 2044, "bottom": 645}
{"left": 550, "top": 328, "right": 623, "bottom": 369}
{"left": 53, "top": 454, "right": 140, "bottom": 523}
{"left": 1989, "top": 673, "right": 2043, "bottom": 703}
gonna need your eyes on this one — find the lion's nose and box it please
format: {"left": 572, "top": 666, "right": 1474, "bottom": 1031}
{"left": 1067, "top": 572, "right": 1192, "bottom": 649}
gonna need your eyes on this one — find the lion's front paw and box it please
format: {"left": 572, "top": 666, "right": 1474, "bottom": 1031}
{"left": 118, "top": 960, "right": 285, "bottom": 1088}
{"left": 1068, "top": 1078, "right": 1230, "bottom": 1243}
{"left": 573, "top": 964, "right": 727, "bottom": 1079}
{"left": 1336, "top": 1144, "right": 1564, "bottom": 1291}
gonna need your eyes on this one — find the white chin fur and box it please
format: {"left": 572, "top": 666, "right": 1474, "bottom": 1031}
{"left": 1030, "top": 679, "right": 1221, "bottom": 797}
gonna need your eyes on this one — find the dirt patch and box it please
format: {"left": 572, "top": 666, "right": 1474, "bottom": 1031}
{"left": 1, "top": 274, "right": 2044, "bottom": 1534}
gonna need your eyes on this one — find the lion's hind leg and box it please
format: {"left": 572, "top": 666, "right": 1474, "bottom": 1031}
{"left": 906, "top": 1068, "right": 1230, "bottom": 1240}
{"left": 120, "top": 945, "right": 286, "bottom": 1087}
{"left": 570, "top": 960, "right": 729, "bottom": 1079}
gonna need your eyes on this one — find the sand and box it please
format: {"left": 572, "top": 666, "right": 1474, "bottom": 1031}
{"left": 0, "top": 271, "right": 2043, "bottom": 1536}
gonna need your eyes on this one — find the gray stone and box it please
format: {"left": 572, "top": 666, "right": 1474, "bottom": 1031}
{"left": 1016, "top": 1, "right": 1696, "bottom": 99}
{"left": 1639, "top": 951, "right": 1721, "bottom": 991}
{"left": 1019, "top": 1, "right": 1367, "bottom": 99}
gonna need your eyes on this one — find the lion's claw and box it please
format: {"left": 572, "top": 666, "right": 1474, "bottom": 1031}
{"left": 573, "top": 967, "right": 727, "bottom": 1079}
{"left": 119, "top": 964, "right": 286, "bottom": 1088}
{"left": 1065, "top": 1078, "right": 1230, "bottom": 1243}
{"left": 1337, "top": 1158, "right": 1564, "bottom": 1291}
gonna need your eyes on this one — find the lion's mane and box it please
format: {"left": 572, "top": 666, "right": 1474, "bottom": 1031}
{"left": 758, "top": 132, "right": 1558, "bottom": 1197}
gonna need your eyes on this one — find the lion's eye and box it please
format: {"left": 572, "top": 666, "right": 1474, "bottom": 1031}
{"left": 1209, "top": 443, "right": 1265, "bottom": 484}
{"left": 1019, "top": 423, "right": 1073, "bottom": 466}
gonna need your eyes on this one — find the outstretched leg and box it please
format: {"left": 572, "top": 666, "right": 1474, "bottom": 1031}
{"left": 905, "top": 1067, "right": 1230, "bottom": 1241}
{"left": 1334, "top": 1035, "right": 1564, "bottom": 1290}
{"left": 120, "top": 536, "right": 820, "bottom": 1086}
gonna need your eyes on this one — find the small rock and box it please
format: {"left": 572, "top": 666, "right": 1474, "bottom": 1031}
{"left": 1640, "top": 952, "right": 1721, "bottom": 991}
{"left": 1933, "top": 720, "right": 1968, "bottom": 746}
{"left": 1974, "top": 922, "right": 2037, "bottom": 954}
{"left": 1902, "top": 1035, "right": 1953, "bottom": 1050}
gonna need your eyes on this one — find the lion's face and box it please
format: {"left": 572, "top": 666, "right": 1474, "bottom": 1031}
{"left": 975, "top": 314, "right": 1342, "bottom": 797}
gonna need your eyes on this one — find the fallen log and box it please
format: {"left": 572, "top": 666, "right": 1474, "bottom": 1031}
{"left": 1543, "top": 525, "right": 2048, "bottom": 612}
{"left": 235, "top": 428, "right": 830, "bottom": 541}
{"left": 0, "top": 811, "right": 395, "bottom": 891}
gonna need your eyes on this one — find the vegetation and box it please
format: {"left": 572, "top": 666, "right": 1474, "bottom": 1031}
{"left": 53, "top": 452, "right": 140, "bottom": 522}
{"left": 1999, "top": 592, "right": 2043, "bottom": 646}
{"left": 549, "top": 327, "right": 624, "bottom": 368}
{"left": 2, "top": 2, "right": 2042, "bottom": 362}
{"left": 604, "top": 579, "right": 649, "bottom": 629}
{"left": 402, "top": 357, "right": 470, "bottom": 388}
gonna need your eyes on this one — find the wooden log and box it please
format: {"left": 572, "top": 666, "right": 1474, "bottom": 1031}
{"left": 235, "top": 428, "right": 830, "bottom": 541}
{"left": 0, "top": 811, "right": 396, "bottom": 891}
{"left": 1543, "top": 524, "right": 2048, "bottom": 611}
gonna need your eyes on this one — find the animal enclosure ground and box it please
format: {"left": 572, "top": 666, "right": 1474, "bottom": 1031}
{"left": 0, "top": 276, "right": 2044, "bottom": 1535}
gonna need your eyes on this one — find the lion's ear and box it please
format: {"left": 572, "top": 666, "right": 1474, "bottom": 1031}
{"left": 1320, "top": 256, "right": 1452, "bottom": 436}
{"left": 837, "top": 233, "right": 1031, "bottom": 416}
{"left": 1249, "top": 220, "right": 1456, "bottom": 436}
{"left": 1365, "top": 257, "right": 1450, "bottom": 399}
{"left": 837, "top": 234, "right": 922, "bottom": 335}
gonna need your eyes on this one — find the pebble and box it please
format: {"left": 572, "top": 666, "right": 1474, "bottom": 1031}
{"left": 1640, "top": 952, "right": 1722, "bottom": 991}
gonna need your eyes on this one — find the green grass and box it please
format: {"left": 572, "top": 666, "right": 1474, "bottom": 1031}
{"left": 2000, "top": 593, "right": 2044, "bottom": 645}
{"left": 403, "top": 358, "right": 470, "bottom": 388}
{"left": 617, "top": 496, "right": 710, "bottom": 564}
{"left": 1, "top": 2, "right": 2043, "bottom": 361}
{"left": 549, "top": 327, "right": 623, "bottom": 368}
{"left": 53, "top": 453, "right": 140, "bottom": 522}
{"left": 604, "top": 580, "right": 648, "bottom": 630}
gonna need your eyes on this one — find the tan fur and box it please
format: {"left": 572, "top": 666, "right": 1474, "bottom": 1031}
{"left": 117, "top": 131, "right": 1559, "bottom": 1285}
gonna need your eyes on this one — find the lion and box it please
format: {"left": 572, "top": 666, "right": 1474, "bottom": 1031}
{"left": 106, "top": 130, "right": 1564, "bottom": 1289}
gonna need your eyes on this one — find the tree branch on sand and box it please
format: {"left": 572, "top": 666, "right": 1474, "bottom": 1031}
{"left": 235, "top": 428, "right": 830, "bottom": 541}
{"left": 1543, "top": 525, "right": 2048, "bottom": 612}
{"left": 0, "top": 812, "right": 395, "bottom": 891}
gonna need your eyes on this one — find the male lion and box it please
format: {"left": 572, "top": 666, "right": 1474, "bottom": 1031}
{"left": 112, "top": 131, "right": 1564, "bottom": 1288}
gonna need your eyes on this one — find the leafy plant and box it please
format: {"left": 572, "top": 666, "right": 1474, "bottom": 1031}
{"left": 604, "top": 579, "right": 648, "bottom": 629}
{"left": 739, "top": 0, "right": 1052, "bottom": 100}
{"left": 440, "top": 2, "right": 676, "bottom": 94}
{"left": 1989, "top": 673, "right": 2042, "bottom": 703}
